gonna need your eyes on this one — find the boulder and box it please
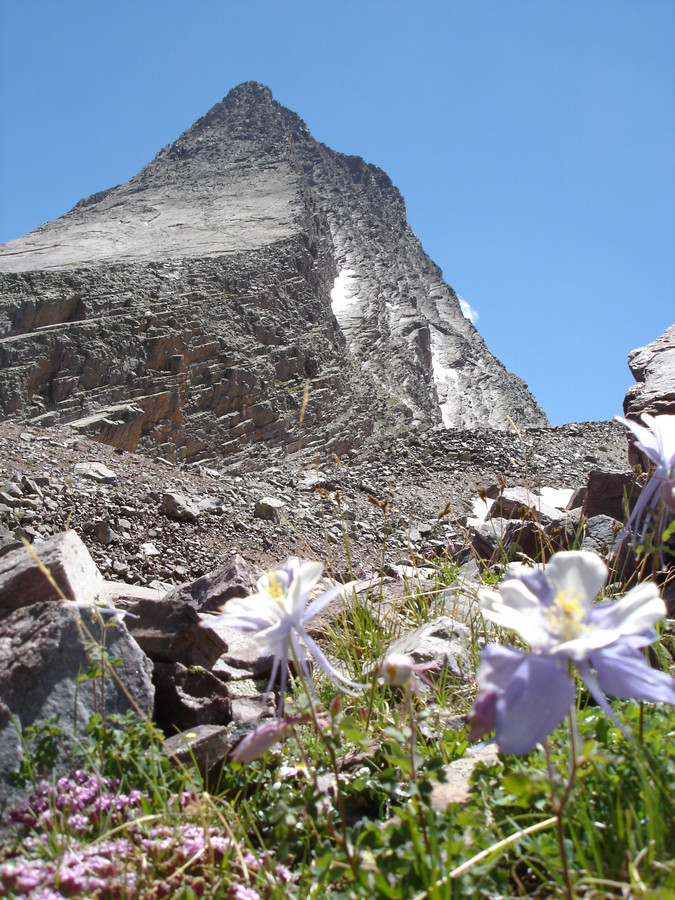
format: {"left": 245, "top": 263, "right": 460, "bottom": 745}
{"left": 0, "top": 530, "right": 109, "bottom": 615}
{"left": 163, "top": 554, "right": 259, "bottom": 614}
{"left": 124, "top": 594, "right": 227, "bottom": 669}
{"left": 162, "top": 724, "right": 231, "bottom": 774}
{"left": 254, "top": 497, "right": 285, "bottom": 523}
{"left": 73, "top": 461, "right": 118, "bottom": 485}
{"left": 487, "top": 488, "right": 562, "bottom": 526}
{"left": 580, "top": 470, "right": 640, "bottom": 523}
{"left": 161, "top": 493, "right": 199, "bottom": 522}
{"left": 0, "top": 600, "right": 154, "bottom": 817}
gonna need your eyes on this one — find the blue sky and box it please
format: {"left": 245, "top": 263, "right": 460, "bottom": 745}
{"left": 1, "top": 0, "right": 673, "bottom": 425}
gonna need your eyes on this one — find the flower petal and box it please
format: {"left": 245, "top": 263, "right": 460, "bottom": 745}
{"left": 545, "top": 551, "right": 607, "bottom": 610}
{"left": 479, "top": 587, "right": 550, "bottom": 648}
{"left": 590, "top": 582, "right": 665, "bottom": 635}
{"left": 296, "top": 561, "right": 323, "bottom": 599}
{"left": 495, "top": 655, "right": 576, "bottom": 756}
{"left": 505, "top": 567, "right": 554, "bottom": 606}
{"left": 230, "top": 719, "right": 292, "bottom": 762}
{"left": 591, "top": 639, "right": 675, "bottom": 704}
{"left": 298, "top": 626, "right": 367, "bottom": 692}
{"left": 576, "top": 659, "right": 630, "bottom": 739}
{"left": 304, "top": 583, "right": 348, "bottom": 621}
{"left": 476, "top": 643, "right": 531, "bottom": 692}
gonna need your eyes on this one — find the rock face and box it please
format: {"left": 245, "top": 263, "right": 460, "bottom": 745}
{"left": 623, "top": 324, "right": 675, "bottom": 422}
{"left": 0, "top": 82, "right": 546, "bottom": 465}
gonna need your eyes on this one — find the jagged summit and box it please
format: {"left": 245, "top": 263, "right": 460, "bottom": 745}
{"left": 0, "top": 83, "right": 546, "bottom": 464}
{"left": 0, "top": 82, "right": 312, "bottom": 271}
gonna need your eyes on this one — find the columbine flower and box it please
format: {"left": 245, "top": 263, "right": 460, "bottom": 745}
{"left": 468, "top": 550, "right": 674, "bottom": 755}
{"left": 616, "top": 413, "right": 675, "bottom": 539}
{"left": 204, "top": 558, "right": 364, "bottom": 712}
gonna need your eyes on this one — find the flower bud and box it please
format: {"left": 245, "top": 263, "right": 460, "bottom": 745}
{"left": 380, "top": 653, "right": 415, "bottom": 686}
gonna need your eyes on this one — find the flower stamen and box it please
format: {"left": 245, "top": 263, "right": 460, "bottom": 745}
{"left": 544, "top": 588, "right": 588, "bottom": 642}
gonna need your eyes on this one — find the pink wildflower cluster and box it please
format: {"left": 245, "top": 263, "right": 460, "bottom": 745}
{"left": 0, "top": 822, "right": 291, "bottom": 899}
{"left": 7, "top": 771, "right": 146, "bottom": 834}
{"left": 2, "top": 775, "right": 291, "bottom": 899}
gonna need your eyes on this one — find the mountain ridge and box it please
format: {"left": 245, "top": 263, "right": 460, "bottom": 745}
{"left": 0, "top": 82, "right": 547, "bottom": 466}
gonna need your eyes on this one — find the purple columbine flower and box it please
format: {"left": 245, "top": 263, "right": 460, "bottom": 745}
{"left": 202, "top": 558, "right": 365, "bottom": 712}
{"left": 468, "top": 550, "right": 675, "bottom": 754}
{"left": 616, "top": 413, "right": 675, "bottom": 541}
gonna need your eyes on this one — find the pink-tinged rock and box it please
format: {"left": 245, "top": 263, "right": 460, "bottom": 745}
{"left": 487, "top": 488, "right": 562, "bottom": 526}
{"left": 124, "top": 594, "right": 227, "bottom": 669}
{"left": 0, "top": 530, "right": 108, "bottom": 614}
{"left": 580, "top": 470, "right": 640, "bottom": 523}
{"left": 104, "top": 580, "right": 168, "bottom": 608}
{"left": 163, "top": 554, "right": 259, "bottom": 614}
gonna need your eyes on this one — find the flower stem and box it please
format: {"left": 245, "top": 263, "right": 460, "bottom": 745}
{"left": 407, "top": 686, "right": 432, "bottom": 861}
{"left": 543, "top": 738, "right": 575, "bottom": 900}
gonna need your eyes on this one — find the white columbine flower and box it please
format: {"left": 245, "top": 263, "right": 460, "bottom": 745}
{"left": 204, "top": 558, "right": 364, "bottom": 712}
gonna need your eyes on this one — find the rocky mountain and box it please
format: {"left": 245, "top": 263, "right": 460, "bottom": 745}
{"left": 0, "top": 82, "right": 546, "bottom": 467}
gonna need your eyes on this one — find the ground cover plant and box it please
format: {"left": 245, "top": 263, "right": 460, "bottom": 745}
{"left": 2, "top": 413, "right": 675, "bottom": 899}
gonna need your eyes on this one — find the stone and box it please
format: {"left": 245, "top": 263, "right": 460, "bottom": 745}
{"left": 0, "top": 525, "right": 20, "bottom": 559}
{"left": 494, "top": 519, "right": 544, "bottom": 563}
{"left": 430, "top": 745, "right": 500, "bottom": 810}
{"left": 197, "top": 497, "right": 226, "bottom": 514}
{"left": 384, "top": 616, "right": 472, "bottom": 682}
{"left": 104, "top": 581, "right": 168, "bottom": 608}
{"left": 0, "top": 530, "right": 109, "bottom": 615}
{"left": 487, "top": 488, "right": 562, "bottom": 526}
{"left": 581, "top": 470, "right": 640, "bottom": 523}
{"left": 566, "top": 487, "right": 587, "bottom": 510}
{"left": 581, "top": 514, "right": 628, "bottom": 561}
{"left": 0, "top": 600, "right": 154, "bottom": 815}
{"left": 161, "top": 493, "right": 199, "bottom": 522}
{"left": 207, "top": 622, "right": 276, "bottom": 681}
{"left": 152, "top": 662, "right": 232, "bottom": 735}
{"left": 162, "top": 724, "right": 230, "bottom": 773}
{"left": 163, "top": 554, "right": 259, "bottom": 614}
{"left": 254, "top": 497, "right": 285, "bottom": 523}
{"left": 124, "top": 594, "right": 227, "bottom": 669}
{"left": 73, "top": 461, "right": 118, "bottom": 485}
{"left": 623, "top": 325, "right": 675, "bottom": 441}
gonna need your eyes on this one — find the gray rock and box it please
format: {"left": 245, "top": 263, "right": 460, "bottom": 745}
{"left": 161, "top": 493, "right": 199, "bottom": 522}
{"left": 623, "top": 324, "right": 675, "bottom": 438}
{"left": 0, "top": 600, "right": 154, "bottom": 816}
{"left": 73, "top": 462, "right": 118, "bottom": 484}
{"left": 254, "top": 497, "right": 285, "bottom": 523}
{"left": 582, "top": 515, "right": 624, "bottom": 557}
{"left": 0, "top": 530, "right": 109, "bottom": 615}
{"left": 0, "top": 525, "right": 20, "bottom": 559}
{"left": 162, "top": 724, "right": 231, "bottom": 774}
